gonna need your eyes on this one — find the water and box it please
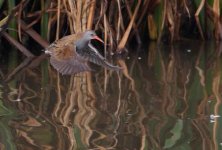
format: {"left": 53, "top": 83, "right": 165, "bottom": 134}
{"left": 0, "top": 41, "right": 222, "bottom": 150}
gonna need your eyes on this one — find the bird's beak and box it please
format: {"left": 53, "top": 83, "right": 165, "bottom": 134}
{"left": 92, "top": 35, "right": 104, "bottom": 43}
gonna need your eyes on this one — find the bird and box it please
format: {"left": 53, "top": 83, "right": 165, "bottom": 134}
{"left": 44, "top": 30, "right": 122, "bottom": 75}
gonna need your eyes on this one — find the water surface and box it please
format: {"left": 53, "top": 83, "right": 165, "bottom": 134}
{"left": 0, "top": 41, "right": 222, "bottom": 150}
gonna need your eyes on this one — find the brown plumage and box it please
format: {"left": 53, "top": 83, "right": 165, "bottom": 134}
{"left": 45, "top": 30, "right": 122, "bottom": 75}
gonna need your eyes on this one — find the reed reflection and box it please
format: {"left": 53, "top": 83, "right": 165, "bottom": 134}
{"left": 1, "top": 42, "right": 222, "bottom": 149}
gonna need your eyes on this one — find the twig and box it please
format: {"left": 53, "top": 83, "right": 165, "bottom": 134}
{"left": 20, "top": 20, "right": 50, "bottom": 48}
{"left": 2, "top": 32, "right": 34, "bottom": 57}
{"left": 5, "top": 57, "right": 33, "bottom": 82}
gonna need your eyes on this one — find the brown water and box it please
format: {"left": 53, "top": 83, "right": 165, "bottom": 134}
{"left": 0, "top": 41, "right": 222, "bottom": 150}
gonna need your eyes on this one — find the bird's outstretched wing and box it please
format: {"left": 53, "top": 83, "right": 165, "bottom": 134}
{"left": 50, "top": 57, "right": 91, "bottom": 75}
{"left": 76, "top": 43, "right": 122, "bottom": 71}
{"left": 48, "top": 41, "right": 91, "bottom": 75}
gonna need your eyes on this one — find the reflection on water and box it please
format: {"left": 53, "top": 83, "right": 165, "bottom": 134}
{"left": 0, "top": 41, "right": 222, "bottom": 150}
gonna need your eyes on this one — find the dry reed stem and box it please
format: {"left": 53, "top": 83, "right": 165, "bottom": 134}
{"left": 64, "top": 0, "right": 74, "bottom": 33}
{"left": 20, "top": 20, "right": 49, "bottom": 48}
{"left": 56, "top": 0, "right": 61, "bottom": 40}
{"left": 116, "top": 0, "right": 123, "bottom": 42}
{"left": 166, "top": 1, "right": 175, "bottom": 42}
{"left": 148, "top": 14, "right": 158, "bottom": 40}
{"left": 195, "top": 0, "right": 205, "bottom": 40}
{"left": 158, "top": 0, "right": 167, "bottom": 43}
{"left": 17, "top": 3, "right": 22, "bottom": 41}
{"left": 5, "top": 58, "right": 33, "bottom": 82}
{"left": 0, "top": 16, "right": 9, "bottom": 33}
{"left": 117, "top": 0, "right": 141, "bottom": 51}
{"left": 125, "top": 0, "right": 141, "bottom": 44}
{"left": 183, "top": 0, "right": 191, "bottom": 18}
{"left": 104, "top": 14, "right": 108, "bottom": 53}
{"left": 136, "top": 0, "right": 151, "bottom": 27}
{"left": 213, "top": 0, "right": 222, "bottom": 40}
{"left": 87, "top": 0, "right": 96, "bottom": 29}
{"left": 2, "top": 32, "right": 34, "bottom": 57}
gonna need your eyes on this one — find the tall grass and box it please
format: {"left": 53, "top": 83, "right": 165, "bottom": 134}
{"left": 0, "top": 0, "right": 221, "bottom": 54}
{"left": 7, "top": 0, "right": 18, "bottom": 89}
{"left": 40, "top": 0, "right": 49, "bottom": 87}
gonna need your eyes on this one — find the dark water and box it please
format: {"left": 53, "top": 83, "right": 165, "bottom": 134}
{"left": 0, "top": 41, "right": 222, "bottom": 150}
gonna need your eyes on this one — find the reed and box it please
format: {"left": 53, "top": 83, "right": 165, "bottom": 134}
{"left": 7, "top": 0, "right": 18, "bottom": 89}
{"left": 0, "top": 0, "right": 222, "bottom": 54}
{"left": 40, "top": 0, "right": 49, "bottom": 87}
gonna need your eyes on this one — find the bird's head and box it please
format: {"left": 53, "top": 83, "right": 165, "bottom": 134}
{"left": 83, "top": 30, "right": 104, "bottom": 43}
{"left": 76, "top": 30, "right": 104, "bottom": 50}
